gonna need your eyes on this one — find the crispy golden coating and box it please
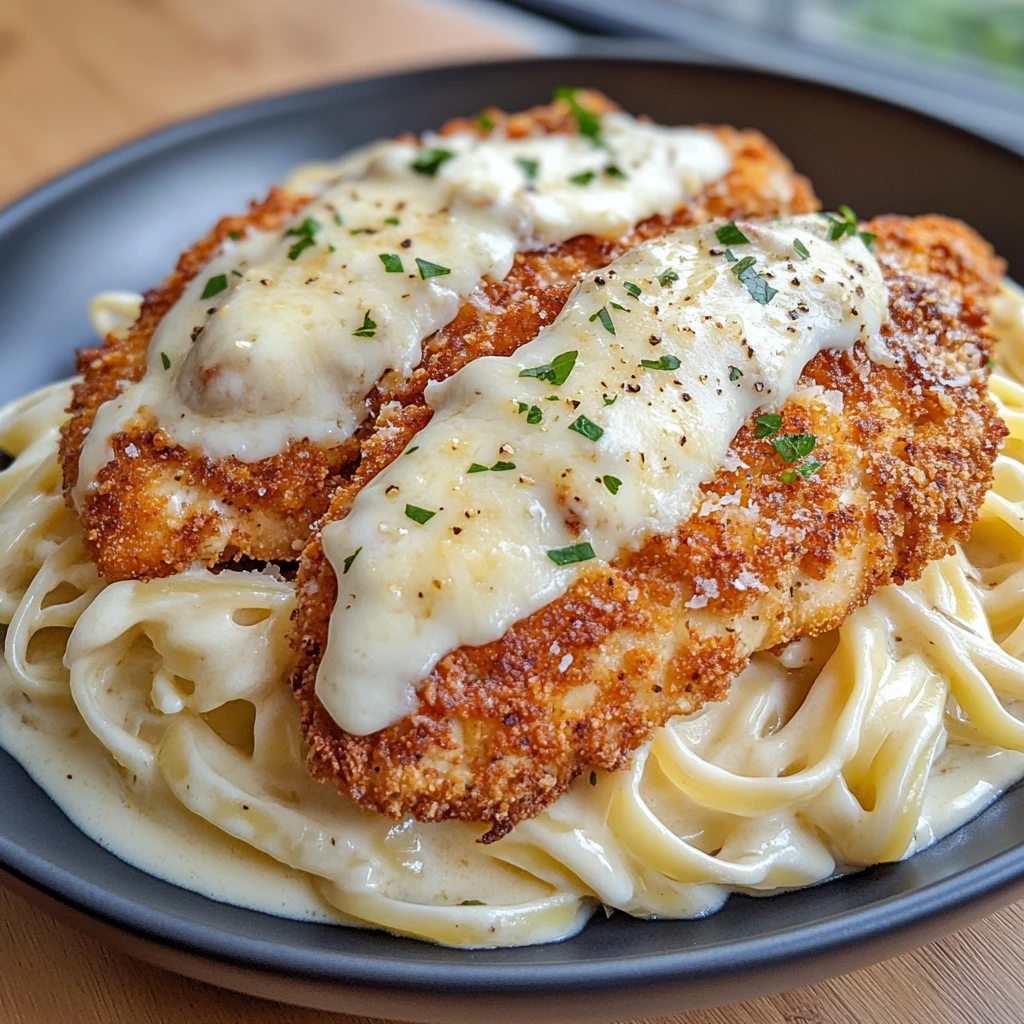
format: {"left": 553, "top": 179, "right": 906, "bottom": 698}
{"left": 292, "top": 215, "right": 1007, "bottom": 841}
{"left": 59, "top": 95, "right": 815, "bottom": 581}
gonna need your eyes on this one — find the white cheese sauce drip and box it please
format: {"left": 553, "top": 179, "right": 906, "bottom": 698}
{"left": 74, "top": 114, "right": 732, "bottom": 502}
{"left": 318, "top": 215, "right": 888, "bottom": 736}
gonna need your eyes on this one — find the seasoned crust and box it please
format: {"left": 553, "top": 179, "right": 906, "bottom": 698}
{"left": 59, "top": 94, "right": 816, "bottom": 581}
{"left": 291, "top": 215, "right": 1007, "bottom": 840}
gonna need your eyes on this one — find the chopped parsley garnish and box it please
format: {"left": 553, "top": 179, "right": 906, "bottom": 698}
{"left": 729, "top": 366, "right": 743, "bottom": 381}
{"left": 411, "top": 148, "right": 454, "bottom": 176}
{"left": 475, "top": 110, "right": 495, "bottom": 132}
{"left": 657, "top": 269, "right": 679, "bottom": 287}
{"left": 570, "top": 170, "right": 595, "bottom": 186}
{"left": 284, "top": 217, "right": 322, "bottom": 260}
{"left": 823, "top": 205, "right": 876, "bottom": 250}
{"left": 589, "top": 770, "right": 598, "bottom": 785}
{"left": 793, "top": 238, "right": 811, "bottom": 259}
{"left": 589, "top": 306, "right": 615, "bottom": 335}
{"left": 724, "top": 249, "right": 738, "bottom": 262}
{"left": 641, "top": 354, "right": 681, "bottom": 371}
{"left": 526, "top": 405, "right": 543, "bottom": 424}
{"left": 405, "top": 446, "right": 419, "bottom": 455}
{"left": 604, "top": 164, "right": 627, "bottom": 179}
{"left": 468, "top": 463, "right": 489, "bottom": 474}
{"left": 342, "top": 547, "right": 362, "bottom": 574}
{"left": 349, "top": 228, "right": 370, "bottom": 235}
{"left": 379, "top": 253, "right": 404, "bottom": 273}
{"left": 416, "top": 258, "right": 451, "bottom": 280}
{"left": 519, "top": 350, "right": 578, "bottom": 386}
{"left": 610, "top": 301, "right": 628, "bottom": 311}
{"left": 517, "top": 401, "right": 529, "bottom": 413}
{"left": 469, "top": 461, "right": 516, "bottom": 473}
{"left": 780, "top": 461, "right": 822, "bottom": 484}
{"left": 731, "top": 255, "right": 778, "bottom": 305}
{"left": 755, "top": 413, "right": 782, "bottom": 438}
{"left": 569, "top": 415, "right": 603, "bottom": 442}
{"left": 231, "top": 269, "right": 243, "bottom": 277}
{"left": 404, "top": 504, "right": 436, "bottom": 525}
{"left": 160, "top": 351, "right": 171, "bottom": 370}
{"left": 547, "top": 541, "right": 596, "bottom": 566}
{"left": 385, "top": 216, "right": 400, "bottom": 226}
{"left": 603, "top": 475, "right": 622, "bottom": 495}
{"left": 715, "top": 221, "right": 750, "bottom": 246}
{"left": 987, "top": 358, "right": 998, "bottom": 370}
{"left": 460, "top": 899, "right": 486, "bottom": 906}
{"left": 333, "top": 212, "right": 344, "bottom": 226}
{"left": 603, "top": 393, "right": 617, "bottom": 406}
{"left": 228, "top": 230, "right": 241, "bottom": 241}
{"left": 553, "top": 86, "right": 602, "bottom": 145}
{"left": 771, "top": 433, "right": 816, "bottom": 463}
{"left": 353, "top": 310, "right": 377, "bottom": 338}
{"left": 516, "top": 157, "right": 539, "bottom": 181}
{"left": 200, "top": 273, "right": 228, "bottom": 299}
{"left": 623, "top": 281, "right": 641, "bottom": 299}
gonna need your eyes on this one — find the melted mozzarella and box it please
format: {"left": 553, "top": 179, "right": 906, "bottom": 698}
{"left": 318, "top": 215, "right": 889, "bottom": 735}
{"left": 75, "top": 115, "right": 731, "bottom": 501}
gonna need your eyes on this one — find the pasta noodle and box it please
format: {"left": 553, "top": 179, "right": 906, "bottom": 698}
{"left": 2, "top": 286, "right": 1024, "bottom": 948}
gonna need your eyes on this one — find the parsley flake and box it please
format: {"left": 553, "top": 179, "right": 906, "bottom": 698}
{"left": 516, "top": 157, "right": 539, "bottom": 181}
{"left": 793, "top": 238, "right": 811, "bottom": 259}
{"left": 385, "top": 216, "right": 400, "bottom": 226}
{"left": 641, "top": 354, "right": 681, "bottom": 371}
{"left": 333, "top": 212, "right": 344, "bottom": 226}
{"left": 569, "top": 415, "right": 603, "bottom": 442}
{"left": 553, "top": 86, "right": 602, "bottom": 145}
{"left": 526, "top": 405, "right": 543, "bottom": 424}
{"left": 200, "top": 274, "right": 228, "bottom": 299}
{"left": 623, "top": 281, "right": 641, "bottom": 298}
{"left": 491, "top": 461, "right": 516, "bottom": 472}
{"left": 475, "top": 110, "right": 495, "bottom": 132}
{"left": 604, "top": 164, "right": 627, "bottom": 179}
{"left": 570, "top": 170, "right": 595, "bottom": 186}
{"left": 732, "top": 255, "right": 778, "bottom": 305}
{"left": 404, "top": 504, "right": 436, "bottom": 525}
{"left": 772, "top": 433, "right": 816, "bottom": 463}
{"left": 603, "top": 475, "right": 622, "bottom": 495}
{"left": 416, "top": 258, "right": 451, "bottom": 280}
{"left": 729, "top": 366, "right": 743, "bottom": 381}
{"left": 411, "top": 148, "right": 454, "bottom": 176}
{"left": 547, "top": 542, "right": 596, "bottom": 566}
{"left": 405, "top": 446, "right": 419, "bottom": 455}
{"left": 603, "top": 394, "right": 617, "bottom": 406}
{"left": 353, "top": 310, "right": 377, "bottom": 338}
{"left": 160, "top": 351, "right": 171, "bottom": 370}
{"left": 657, "top": 269, "right": 679, "bottom": 287}
{"left": 460, "top": 899, "right": 486, "bottom": 906}
{"left": 724, "top": 249, "right": 738, "bottom": 262}
{"left": 379, "top": 253, "right": 404, "bottom": 273}
{"left": 715, "top": 221, "right": 750, "bottom": 246}
{"left": 467, "top": 463, "right": 489, "bottom": 474}
{"left": 755, "top": 413, "right": 782, "bottom": 438}
{"left": 342, "top": 547, "right": 362, "bottom": 574}
{"left": 589, "top": 306, "right": 615, "bottom": 335}
{"left": 519, "top": 350, "right": 578, "bottom": 386}
{"left": 231, "top": 269, "right": 243, "bottom": 277}
{"left": 228, "top": 230, "right": 241, "bottom": 241}
{"left": 284, "top": 217, "right": 322, "bottom": 260}
{"left": 589, "top": 770, "right": 598, "bottom": 786}
{"left": 610, "top": 301, "right": 629, "bottom": 311}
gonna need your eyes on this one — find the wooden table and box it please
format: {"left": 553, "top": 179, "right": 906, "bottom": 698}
{"left": 1, "top": 0, "right": 1022, "bottom": 1020}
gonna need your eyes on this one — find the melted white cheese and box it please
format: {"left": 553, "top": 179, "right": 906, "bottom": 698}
{"left": 318, "top": 215, "right": 889, "bottom": 735}
{"left": 75, "top": 115, "right": 732, "bottom": 501}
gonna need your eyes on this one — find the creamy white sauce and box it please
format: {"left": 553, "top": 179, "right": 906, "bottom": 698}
{"left": 75, "top": 114, "right": 731, "bottom": 502}
{"left": 318, "top": 215, "right": 888, "bottom": 736}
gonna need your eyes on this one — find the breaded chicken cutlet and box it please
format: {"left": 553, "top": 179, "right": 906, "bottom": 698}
{"left": 292, "top": 214, "right": 1006, "bottom": 842}
{"left": 59, "top": 94, "right": 816, "bottom": 582}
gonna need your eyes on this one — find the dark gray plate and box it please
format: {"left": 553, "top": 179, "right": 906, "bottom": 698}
{"left": 2, "top": 55, "right": 1024, "bottom": 1024}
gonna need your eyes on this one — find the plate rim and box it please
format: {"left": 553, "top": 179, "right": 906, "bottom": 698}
{"left": 2, "top": 50, "right": 1024, "bottom": 996}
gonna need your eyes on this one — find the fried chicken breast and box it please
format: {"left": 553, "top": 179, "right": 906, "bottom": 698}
{"left": 292, "top": 214, "right": 1006, "bottom": 841}
{"left": 59, "top": 95, "right": 815, "bottom": 581}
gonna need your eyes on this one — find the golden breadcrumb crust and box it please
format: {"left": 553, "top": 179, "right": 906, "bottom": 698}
{"left": 292, "top": 215, "right": 1006, "bottom": 841}
{"left": 59, "top": 94, "right": 816, "bottom": 581}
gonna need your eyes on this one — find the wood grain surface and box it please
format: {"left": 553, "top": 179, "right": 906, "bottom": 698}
{"left": 0, "top": 0, "right": 1022, "bottom": 1021}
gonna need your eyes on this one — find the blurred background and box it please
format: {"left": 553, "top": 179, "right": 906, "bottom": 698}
{"left": 1, "top": 0, "right": 1022, "bottom": 207}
